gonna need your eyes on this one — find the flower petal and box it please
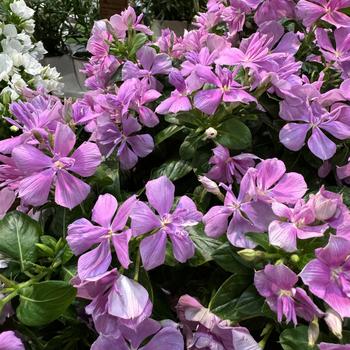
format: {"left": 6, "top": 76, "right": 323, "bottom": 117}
{"left": 146, "top": 176, "right": 174, "bottom": 216}
{"left": 140, "top": 230, "right": 167, "bottom": 270}
{"left": 130, "top": 201, "right": 160, "bottom": 236}
{"left": 92, "top": 194, "right": 118, "bottom": 228}
{"left": 308, "top": 128, "right": 336, "bottom": 161}
{"left": 268, "top": 220, "right": 297, "bottom": 252}
{"left": 70, "top": 142, "right": 101, "bottom": 177}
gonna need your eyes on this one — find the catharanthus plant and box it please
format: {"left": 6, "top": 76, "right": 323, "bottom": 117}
{"left": 1, "top": 0, "right": 350, "bottom": 349}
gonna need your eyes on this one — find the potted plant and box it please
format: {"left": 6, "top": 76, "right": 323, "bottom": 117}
{"left": 26, "top": 0, "right": 99, "bottom": 97}
{"left": 137, "top": 0, "right": 206, "bottom": 37}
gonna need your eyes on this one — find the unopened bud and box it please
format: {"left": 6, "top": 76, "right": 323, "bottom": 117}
{"left": 290, "top": 254, "right": 300, "bottom": 263}
{"left": 308, "top": 317, "right": 319, "bottom": 346}
{"left": 205, "top": 127, "right": 217, "bottom": 139}
{"left": 313, "top": 194, "right": 338, "bottom": 221}
{"left": 325, "top": 308, "right": 342, "bottom": 339}
{"left": 1, "top": 92, "right": 11, "bottom": 105}
{"left": 198, "top": 176, "right": 221, "bottom": 197}
{"left": 238, "top": 249, "right": 265, "bottom": 262}
{"left": 10, "top": 125, "right": 19, "bottom": 133}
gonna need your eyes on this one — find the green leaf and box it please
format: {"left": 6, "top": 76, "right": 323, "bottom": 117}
{"left": 179, "top": 131, "right": 203, "bottom": 160}
{"left": 209, "top": 273, "right": 270, "bottom": 323}
{"left": 0, "top": 211, "right": 41, "bottom": 269}
{"left": 17, "top": 280, "right": 76, "bottom": 326}
{"left": 246, "top": 233, "right": 270, "bottom": 251}
{"left": 188, "top": 223, "right": 223, "bottom": 266}
{"left": 155, "top": 125, "right": 185, "bottom": 145}
{"left": 129, "top": 33, "right": 148, "bottom": 56}
{"left": 164, "top": 111, "right": 208, "bottom": 128}
{"left": 212, "top": 242, "right": 251, "bottom": 273}
{"left": 152, "top": 160, "right": 193, "bottom": 181}
{"left": 280, "top": 326, "right": 315, "bottom": 350}
{"left": 216, "top": 118, "right": 252, "bottom": 150}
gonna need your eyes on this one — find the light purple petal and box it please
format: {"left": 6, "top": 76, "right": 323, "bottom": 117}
{"left": 127, "top": 134, "right": 154, "bottom": 158}
{"left": 0, "top": 135, "right": 27, "bottom": 154}
{"left": 0, "top": 188, "right": 16, "bottom": 219}
{"left": 112, "top": 229, "right": 132, "bottom": 269}
{"left": 146, "top": 176, "right": 174, "bottom": 216}
{"left": 140, "top": 230, "right": 167, "bottom": 270}
{"left": 118, "top": 144, "right": 138, "bottom": 170}
{"left": 92, "top": 194, "right": 118, "bottom": 228}
{"left": 308, "top": 128, "right": 336, "bottom": 160}
{"left": 12, "top": 144, "right": 52, "bottom": 174}
{"left": 91, "top": 335, "right": 129, "bottom": 350}
{"left": 194, "top": 89, "right": 223, "bottom": 115}
{"left": 55, "top": 170, "right": 90, "bottom": 209}
{"left": 256, "top": 158, "right": 286, "bottom": 191}
{"left": 141, "top": 327, "right": 184, "bottom": 350}
{"left": 18, "top": 169, "right": 54, "bottom": 207}
{"left": 110, "top": 195, "right": 137, "bottom": 232}
{"left": 0, "top": 331, "right": 24, "bottom": 350}
{"left": 67, "top": 218, "right": 107, "bottom": 255}
{"left": 70, "top": 142, "right": 101, "bottom": 177}
{"left": 169, "top": 231, "right": 195, "bottom": 263}
{"left": 54, "top": 123, "right": 76, "bottom": 157}
{"left": 130, "top": 201, "right": 160, "bottom": 236}
{"left": 279, "top": 123, "right": 310, "bottom": 151}
{"left": 268, "top": 220, "right": 297, "bottom": 252}
{"left": 77, "top": 241, "right": 112, "bottom": 279}
{"left": 203, "top": 205, "right": 232, "bottom": 238}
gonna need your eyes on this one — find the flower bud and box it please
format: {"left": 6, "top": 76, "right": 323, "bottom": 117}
{"left": 325, "top": 308, "right": 342, "bottom": 339}
{"left": 308, "top": 317, "right": 319, "bottom": 346}
{"left": 205, "top": 127, "right": 217, "bottom": 139}
{"left": 290, "top": 254, "right": 300, "bottom": 263}
{"left": 198, "top": 176, "right": 222, "bottom": 198}
{"left": 313, "top": 193, "right": 338, "bottom": 221}
{"left": 238, "top": 249, "right": 265, "bottom": 262}
{"left": 9, "top": 125, "right": 19, "bottom": 133}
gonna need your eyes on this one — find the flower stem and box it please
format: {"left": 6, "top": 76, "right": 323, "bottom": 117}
{"left": 259, "top": 323, "right": 274, "bottom": 349}
{"left": 134, "top": 251, "right": 141, "bottom": 282}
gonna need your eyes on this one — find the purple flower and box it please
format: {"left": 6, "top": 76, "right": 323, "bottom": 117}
{"left": 177, "top": 294, "right": 261, "bottom": 350}
{"left": 316, "top": 28, "right": 350, "bottom": 77}
{"left": 215, "top": 33, "right": 282, "bottom": 73}
{"left": 194, "top": 65, "right": 256, "bottom": 115}
{"left": 0, "top": 187, "right": 16, "bottom": 219}
{"left": 109, "top": 6, "right": 153, "bottom": 39}
{"left": 92, "top": 322, "right": 184, "bottom": 350}
{"left": 73, "top": 270, "right": 152, "bottom": 332}
{"left": 279, "top": 101, "right": 350, "bottom": 160}
{"left": 300, "top": 235, "right": 350, "bottom": 318}
{"left": 12, "top": 123, "right": 101, "bottom": 209}
{"left": 319, "top": 343, "right": 350, "bottom": 350}
{"left": 268, "top": 200, "right": 328, "bottom": 252}
{"left": 296, "top": 0, "right": 350, "bottom": 28}
{"left": 0, "top": 331, "right": 24, "bottom": 350}
{"left": 249, "top": 158, "right": 308, "bottom": 205}
{"left": 96, "top": 115, "right": 154, "bottom": 170}
{"left": 337, "top": 157, "right": 350, "bottom": 182}
{"left": 203, "top": 171, "right": 275, "bottom": 248}
{"left": 155, "top": 70, "right": 192, "bottom": 115}
{"left": 67, "top": 194, "right": 137, "bottom": 279}
{"left": 255, "top": 264, "right": 323, "bottom": 325}
{"left": 130, "top": 176, "right": 202, "bottom": 270}
{"left": 254, "top": 0, "right": 295, "bottom": 25}
{"left": 221, "top": 1, "right": 251, "bottom": 35}
{"left": 206, "top": 145, "right": 259, "bottom": 184}
{"left": 122, "top": 46, "right": 172, "bottom": 90}
{"left": 0, "top": 95, "right": 63, "bottom": 154}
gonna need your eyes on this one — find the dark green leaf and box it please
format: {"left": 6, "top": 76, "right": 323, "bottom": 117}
{"left": 216, "top": 118, "right": 252, "bottom": 150}
{"left": 164, "top": 111, "right": 207, "bottom": 128}
{"left": 209, "top": 273, "right": 270, "bottom": 323}
{"left": 155, "top": 125, "right": 185, "bottom": 145}
{"left": 17, "top": 281, "right": 76, "bottom": 326}
{"left": 280, "top": 326, "right": 315, "bottom": 350}
{"left": 188, "top": 223, "right": 223, "bottom": 266}
{"left": 151, "top": 160, "right": 193, "bottom": 181}
{"left": 246, "top": 233, "right": 270, "bottom": 251}
{"left": 179, "top": 132, "right": 203, "bottom": 160}
{"left": 0, "top": 211, "right": 41, "bottom": 269}
{"left": 212, "top": 242, "right": 251, "bottom": 273}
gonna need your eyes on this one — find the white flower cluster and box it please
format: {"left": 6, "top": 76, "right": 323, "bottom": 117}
{"left": 0, "top": 0, "right": 63, "bottom": 110}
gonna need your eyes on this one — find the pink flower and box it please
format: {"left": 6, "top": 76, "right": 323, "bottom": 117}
{"left": 130, "top": 176, "right": 202, "bottom": 270}
{"left": 300, "top": 235, "right": 350, "bottom": 318}
{"left": 67, "top": 194, "right": 137, "bottom": 279}
{"left": 12, "top": 123, "right": 101, "bottom": 209}
{"left": 255, "top": 264, "right": 323, "bottom": 325}
{"left": 296, "top": 0, "right": 350, "bottom": 28}
{"left": 0, "top": 331, "right": 24, "bottom": 350}
{"left": 268, "top": 200, "right": 328, "bottom": 252}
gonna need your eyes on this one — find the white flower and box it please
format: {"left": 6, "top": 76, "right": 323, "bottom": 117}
{"left": 23, "top": 53, "right": 42, "bottom": 75}
{"left": 0, "top": 53, "right": 13, "bottom": 81}
{"left": 22, "top": 19, "right": 35, "bottom": 34}
{"left": 3, "top": 24, "right": 17, "bottom": 38}
{"left": 10, "top": 0, "right": 35, "bottom": 20}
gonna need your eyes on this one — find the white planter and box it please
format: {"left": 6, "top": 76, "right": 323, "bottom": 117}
{"left": 42, "top": 54, "right": 87, "bottom": 98}
{"left": 151, "top": 20, "right": 188, "bottom": 38}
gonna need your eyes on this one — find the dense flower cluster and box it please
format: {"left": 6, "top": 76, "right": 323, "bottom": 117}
{"left": 0, "top": 0, "right": 62, "bottom": 114}
{"left": 1, "top": 0, "right": 350, "bottom": 349}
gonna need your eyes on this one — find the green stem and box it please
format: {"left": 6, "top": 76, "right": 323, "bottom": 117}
{"left": 62, "top": 207, "right": 66, "bottom": 238}
{"left": 134, "top": 251, "right": 141, "bottom": 282}
{"left": 259, "top": 323, "right": 274, "bottom": 349}
{"left": 0, "top": 273, "right": 16, "bottom": 288}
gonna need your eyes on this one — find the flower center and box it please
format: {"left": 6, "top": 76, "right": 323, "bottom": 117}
{"left": 279, "top": 289, "right": 292, "bottom": 297}
{"left": 331, "top": 267, "right": 343, "bottom": 281}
